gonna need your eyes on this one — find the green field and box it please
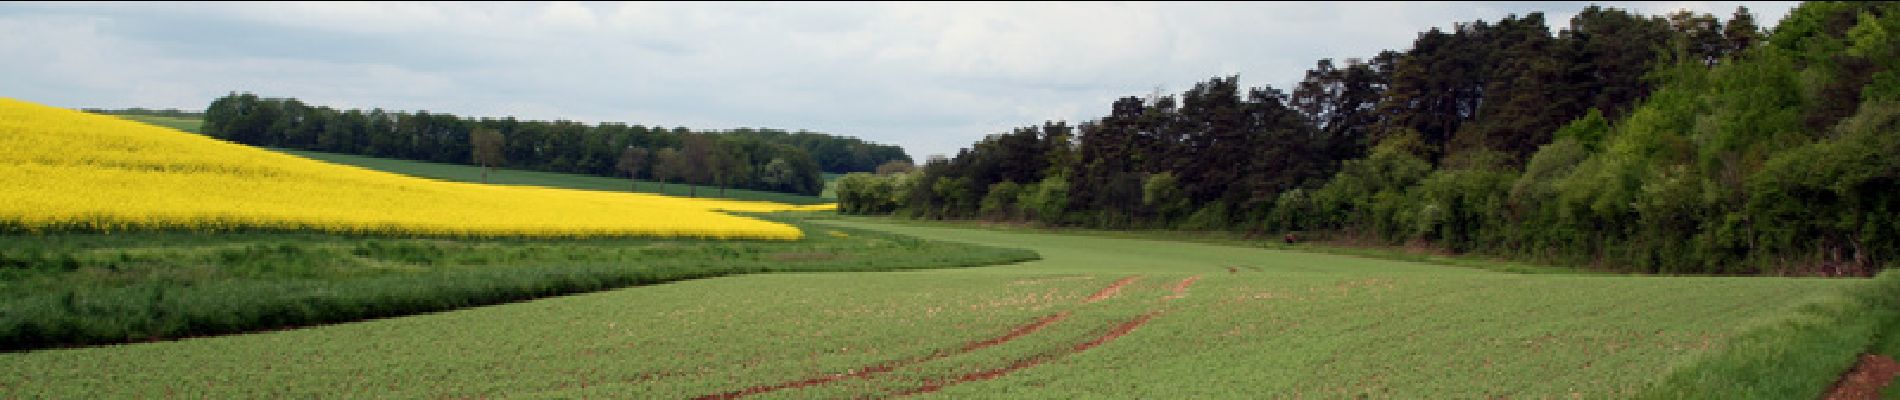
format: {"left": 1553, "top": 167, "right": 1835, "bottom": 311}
{"left": 110, "top": 114, "right": 203, "bottom": 133}
{"left": 0, "top": 218, "right": 1033, "bottom": 350}
{"left": 274, "top": 149, "right": 832, "bottom": 205}
{"left": 822, "top": 172, "right": 842, "bottom": 200}
{"left": 2, "top": 215, "right": 1886, "bottom": 398}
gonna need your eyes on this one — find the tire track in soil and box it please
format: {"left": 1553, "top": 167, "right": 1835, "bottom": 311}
{"left": 1163, "top": 275, "right": 1201, "bottom": 301}
{"left": 699, "top": 276, "right": 1158, "bottom": 399}
{"left": 1824, "top": 353, "right": 1900, "bottom": 400}
{"left": 1084, "top": 275, "right": 1143, "bottom": 303}
{"left": 694, "top": 312, "right": 1072, "bottom": 400}
{"left": 887, "top": 311, "right": 1165, "bottom": 397}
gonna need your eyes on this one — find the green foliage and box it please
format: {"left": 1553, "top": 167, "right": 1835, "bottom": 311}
{"left": 931, "top": 176, "right": 976, "bottom": 218}
{"left": 1510, "top": 138, "right": 1590, "bottom": 205}
{"left": 1747, "top": 101, "right": 1900, "bottom": 275}
{"left": 1411, "top": 168, "right": 1517, "bottom": 251}
{"left": 1177, "top": 201, "right": 1231, "bottom": 231}
{"left": 720, "top": 128, "right": 912, "bottom": 174}
{"left": 1302, "top": 131, "right": 1434, "bottom": 238}
{"left": 1017, "top": 175, "right": 1070, "bottom": 223}
{"left": 978, "top": 181, "right": 1023, "bottom": 220}
{"left": 1551, "top": 109, "right": 1609, "bottom": 150}
{"left": 1265, "top": 188, "right": 1314, "bottom": 231}
{"left": 835, "top": 172, "right": 899, "bottom": 214}
{"left": 1140, "top": 172, "right": 1189, "bottom": 224}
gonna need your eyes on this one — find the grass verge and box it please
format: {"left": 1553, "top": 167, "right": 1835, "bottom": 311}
{"left": 1636, "top": 267, "right": 1900, "bottom": 399}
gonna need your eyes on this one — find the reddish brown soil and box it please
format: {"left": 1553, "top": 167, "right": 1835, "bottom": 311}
{"left": 1163, "top": 275, "right": 1201, "bottom": 300}
{"left": 1825, "top": 353, "right": 1900, "bottom": 400}
{"left": 694, "top": 312, "right": 1072, "bottom": 400}
{"left": 963, "top": 312, "right": 1071, "bottom": 351}
{"left": 1073, "top": 311, "right": 1160, "bottom": 351}
{"left": 1084, "top": 276, "right": 1142, "bottom": 303}
{"left": 893, "top": 311, "right": 1164, "bottom": 397}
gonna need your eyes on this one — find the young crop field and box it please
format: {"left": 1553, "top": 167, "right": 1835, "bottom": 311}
{"left": 1, "top": 216, "right": 1886, "bottom": 398}
{"left": 0, "top": 218, "right": 1035, "bottom": 350}
{"left": 0, "top": 98, "right": 826, "bottom": 239}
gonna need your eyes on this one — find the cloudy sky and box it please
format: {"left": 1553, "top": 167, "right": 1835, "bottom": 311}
{"left": 0, "top": 1, "right": 1796, "bottom": 159}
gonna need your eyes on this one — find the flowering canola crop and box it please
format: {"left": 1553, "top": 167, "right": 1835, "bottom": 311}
{"left": 0, "top": 98, "right": 825, "bottom": 239}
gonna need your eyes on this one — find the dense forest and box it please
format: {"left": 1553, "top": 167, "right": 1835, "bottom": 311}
{"left": 200, "top": 95, "right": 912, "bottom": 196}
{"left": 839, "top": 2, "right": 1900, "bottom": 276}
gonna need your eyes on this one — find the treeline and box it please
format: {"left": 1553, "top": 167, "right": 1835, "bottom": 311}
{"left": 722, "top": 128, "right": 912, "bottom": 174}
{"left": 201, "top": 95, "right": 910, "bottom": 196}
{"left": 82, "top": 108, "right": 204, "bottom": 118}
{"left": 840, "top": 2, "right": 1900, "bottom": 275}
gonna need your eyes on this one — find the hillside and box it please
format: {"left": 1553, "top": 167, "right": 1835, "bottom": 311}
{"left": 1, "top": 98, "right": 820, "bottom": 239}
{"left": 839, "top": 1, "right": 1900, "bottom": 276}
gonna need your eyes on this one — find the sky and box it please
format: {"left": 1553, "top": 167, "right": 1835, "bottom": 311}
{"left": 0, "top": 1, "right": 1798, "bottom": 160}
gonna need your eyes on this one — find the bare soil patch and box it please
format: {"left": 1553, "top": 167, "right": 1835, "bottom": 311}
{"left": 1163, "top": 275, "right": 1201, "bottom": 300}
{"left": 893, "top": 311, "right": 1164, "bottom": 397}
{"left": 1084, "top": 276, "right": 1142, "bottom": 303}
{"left": 1825, "top": 353, "right": 1900, "bottom": 400}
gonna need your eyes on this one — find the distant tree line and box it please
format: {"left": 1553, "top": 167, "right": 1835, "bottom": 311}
{"left": 200, "top": 95, "right": 907, "bottom": 196}
{"left": 721, "top": 128, "right": 913, "bottom": 175}
{"left": 841, "top": 2, "right": 1900, "bottom": 275}
{"left": 83, "top": 108, "right": 205, "bottom": 118}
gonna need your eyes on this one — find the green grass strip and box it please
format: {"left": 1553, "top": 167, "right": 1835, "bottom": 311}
{"left": 1638, "top": 268, "right": 1900, "bottom": 399}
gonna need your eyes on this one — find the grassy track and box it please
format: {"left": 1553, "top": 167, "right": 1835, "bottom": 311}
{"left": 0, "top": 216, "right": 1878, "bottom": 397}
{"left": 821, "top": 172, "right": 842, "bottom": 200}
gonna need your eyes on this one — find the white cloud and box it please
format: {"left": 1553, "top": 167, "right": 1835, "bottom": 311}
{"left": 0, "top": 1, "right": 1803, "bottom": 159}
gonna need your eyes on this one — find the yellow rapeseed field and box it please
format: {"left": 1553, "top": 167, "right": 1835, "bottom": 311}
{"left": 0, "top": 98, "right": 827, "bottom": 239}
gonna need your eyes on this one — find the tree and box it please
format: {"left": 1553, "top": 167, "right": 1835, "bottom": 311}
{"left": 980, "top": 181, "right": 1024, "bottom": 220}
{"left": 680, "top": 134, "right": 717, "bottom": 197}
{"left": 1563, "top": 5, "right": 1674, "bottom": 121}
{"left": 1292, "top": 54, "right": 1395, "bottom": 162}
{"left": 760, "top": 158, "right": 796, "bottom": 192}
{"left": 1667, "top": 10, "right": 1727, "bottom": 66}
{"left": 654, "top": 148, "right": 682, "bottom": 194}
{"left": 714, "top": 141, "right": 749, "bottom": 197}
{"left": 1724, "top": 6, "right": 1763, "bottom": 56}
{"left": 617, "top": 146, "right": 650, "bottom": 192}
{"left": 875, "top": 160, "right": 916, "bottom": 175}
{"left": 470, "top": 128, "right": 506, "bottom": 184}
